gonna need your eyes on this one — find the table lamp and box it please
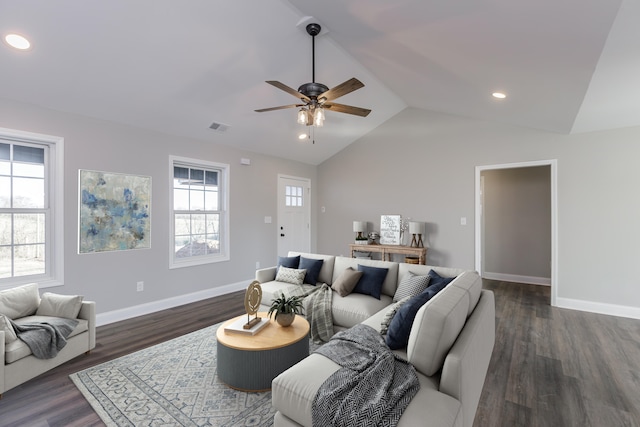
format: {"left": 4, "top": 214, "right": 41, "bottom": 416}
{"left": 409, "top": 221, "right": 424, "bottom": 247}
{"left": 353, "top": 221, "right": 367, "bottom": 243}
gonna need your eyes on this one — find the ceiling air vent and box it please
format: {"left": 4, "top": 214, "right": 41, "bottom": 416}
{"left": 209, "top": 121, "right": 230, "bottom": 132}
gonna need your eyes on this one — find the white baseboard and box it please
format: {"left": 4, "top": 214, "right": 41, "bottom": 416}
{"left": 96, "top": 280, "right": 250, "bottom": 326}
{"left": 482, "top": 272, "right": 550, "bottom": 286}
{"left": 555, "top": 297, "right": 640, "bottom": 320}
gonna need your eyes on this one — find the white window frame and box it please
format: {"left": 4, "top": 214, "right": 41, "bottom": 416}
{"left": 0, "top": 127, "right": 64, "bottom": 290}
{"left": 169, "top": 155, "right": 230, "bottom": 269}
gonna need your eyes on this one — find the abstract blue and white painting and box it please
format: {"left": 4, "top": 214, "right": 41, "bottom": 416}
{"left": 79, "top": 170, "right": 151, "bottom": 253}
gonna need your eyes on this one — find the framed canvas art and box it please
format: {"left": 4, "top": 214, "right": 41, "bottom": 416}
{"left": 380, "top": 215, "right": 401, "bottom": 245}
{"left": 79, "top": 170, "right": 151, "bottom": 253}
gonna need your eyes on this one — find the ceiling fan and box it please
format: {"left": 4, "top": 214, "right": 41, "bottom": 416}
{"left": 255, "top": 23, "right": 371, "bottom": 127}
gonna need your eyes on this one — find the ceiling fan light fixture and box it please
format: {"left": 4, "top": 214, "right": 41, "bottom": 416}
{"left": 314, "top": 107, "right": 325, "bottom": 127}
{"left": 297, "top": 108, "right": 307, "bottom": 124}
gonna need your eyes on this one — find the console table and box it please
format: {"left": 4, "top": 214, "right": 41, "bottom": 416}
{"left": 349, "top": 244, "right": 427, "bottom": 265}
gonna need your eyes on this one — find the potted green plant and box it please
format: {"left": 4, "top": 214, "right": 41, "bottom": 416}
{"left": 268, "top": 292, "right": 304, "bottom": 327}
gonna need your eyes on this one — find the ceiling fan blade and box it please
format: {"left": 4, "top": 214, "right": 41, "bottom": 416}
{"left": 265, "top": 81, "right": 310, "bottom": 102}
{"left": 320, "top": 78, "right": 364, "bottom": 102}
{"left": 323, "top": 102, "right": 371, "bottom": 117}
{"left": 255, "top": 104, "right": 304, "bottom": 113}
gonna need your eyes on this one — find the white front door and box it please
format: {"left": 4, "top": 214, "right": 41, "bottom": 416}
{"left": 277, "top": 175, "right": 310, "bottom": 258}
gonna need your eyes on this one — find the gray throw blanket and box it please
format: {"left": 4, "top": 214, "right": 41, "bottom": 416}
{"left": 313, "top": 324, "right": 420, "bottom": 427}
{"left": 278, "top": 283, "right": 333, "bottom": 343}
{"left": 9, "top": 318, "right": 78, "bottom": 359}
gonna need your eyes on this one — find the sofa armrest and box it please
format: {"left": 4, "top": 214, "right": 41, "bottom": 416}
{"left": 256, "top": 266, "right": 277, "bottom": 283}
{"left": 439, "top": 290, "right": 495, "bottom": 427}
{"left": 78, "top": 301, "right": 96, "bottom": 351}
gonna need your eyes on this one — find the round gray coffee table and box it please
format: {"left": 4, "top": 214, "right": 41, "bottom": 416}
{"left": 216, "top": 312, "right": 310, "bottom": 392}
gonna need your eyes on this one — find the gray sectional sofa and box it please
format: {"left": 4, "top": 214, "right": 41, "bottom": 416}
{"left": 0, "top": 283, "right": 96, "bottom": 396}
{"left": 256, "top": 251, "right": 495, "bottom": 427}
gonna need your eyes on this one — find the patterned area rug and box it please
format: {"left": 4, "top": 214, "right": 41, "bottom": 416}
{"left": 70, "top": 322, "right": 317, "bottom": 426}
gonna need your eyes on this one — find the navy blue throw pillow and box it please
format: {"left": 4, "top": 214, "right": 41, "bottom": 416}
{"left": 385, "top": 272, "right": 454, "bottom": 350}
{"left": 427, "top": 269, "right": 456, "bottom": 289}
{"left": 299, "top": 257, "right": 323, "bottom": 285}
{"left": 353, "top": 265, "right": 388, "bottom": 299}
{"left": 277, "top": 255, "right": 300, "bottom": 273}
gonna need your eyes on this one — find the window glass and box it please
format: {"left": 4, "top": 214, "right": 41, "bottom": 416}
{"left": 170, "top": 157, "right": 228, "bottom": 267}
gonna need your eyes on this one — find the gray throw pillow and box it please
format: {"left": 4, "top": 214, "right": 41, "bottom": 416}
{"left": 393, "top": 271, "right": 430, "bottom": 302}
{"left": 331, "top": 267, "right": 364, "bottom": 297}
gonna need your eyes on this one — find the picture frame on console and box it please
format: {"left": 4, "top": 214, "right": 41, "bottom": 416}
{"left": 380, "top": 215, "right": 401, "bottom": 245}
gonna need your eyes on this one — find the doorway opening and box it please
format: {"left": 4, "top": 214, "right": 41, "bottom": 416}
{"left": 475, "top": 160, "right": 558, "bottom": 306}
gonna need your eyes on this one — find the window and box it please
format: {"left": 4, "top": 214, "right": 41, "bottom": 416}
{"left": 169, "top": 156, "right": 229, "bottom": 268}
{"left": 0, "top": 128, "right": 64, "bottom": 289}
{"left": 285, "top": 185, "right": 304, "bottom": 207}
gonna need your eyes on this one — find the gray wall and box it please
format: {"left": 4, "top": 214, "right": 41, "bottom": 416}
{"left": 482, "top": 166, "right": 551, "bottom": 280}
{"left": 317, "top": 107, "right": 640, "bottom": 314}
{"left": 0, "top": 98, "right": 317, "bottom": 315}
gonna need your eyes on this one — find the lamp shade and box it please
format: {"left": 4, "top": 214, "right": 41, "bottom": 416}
{"left": 353, "top": 221, "right": 366, "bottom": 233}
{"left": 409, "top": 221, "right": 423, "bottom": 234}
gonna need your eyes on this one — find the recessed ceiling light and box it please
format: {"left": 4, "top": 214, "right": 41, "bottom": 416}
{"left": 4, "top": 33, "right": 31, "bottom": 50}
{"left": 492, "top": 92, "right": 507, "bottom": 99}
{"left": 298, "top": 133, "right": 308, "bottom": 140}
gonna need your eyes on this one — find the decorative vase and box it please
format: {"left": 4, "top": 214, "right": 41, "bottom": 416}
{"left": 276, "top": 312, "right": 295, "bottom": 327}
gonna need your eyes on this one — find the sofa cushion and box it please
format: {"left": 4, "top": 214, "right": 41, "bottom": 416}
{"left": 299, "top": 257, "right": 324, "bottom": 285}
{"left": 259, "top": 281, "right": 316, "bottom": 308}
{"left": 275, "top": 266, "right": 307, "bottom": 285}
{"left": 6, "top": 316, "right": 89, "bottom": 364}
{"left": 331, "top": 267, "right": 363, "bottom": 297}
{"left": 36, "top": 293, "right": 84, "bottom": 319}
{"left": 331, "top": 292, "right": 392, "bottom": 329}
{"left": 407, "top": 285, "right": 470, "bottom": 376}
{"left": 448, "top": 271, "right": 483, "bottom": 316}
{"left": 272, "top": 353, "right": 447, "bottom": 427}
{"left": 1, "top": 313, "right": 18, "bottom": 343}
{"left": 386, "top": 277, "right": 450, "bottom": 350}
{"left": 353, "top": 264, "right": 388, "bottom": 299}
{"left": 393, "top": 271, "right": 430, "bottom": 302}
{"left": 0, "top": 283, "right": 40, "bottom": 319}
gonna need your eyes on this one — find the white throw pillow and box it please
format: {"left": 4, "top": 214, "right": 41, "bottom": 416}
{"left": 0, "top": 283, "right": 40, "bottom": 319}
{"left": 36, "top": 293, "right": 84, "bottom": 319}
{"left": 0, "top": 314, "right": 18, "bottom": 343}
{"left": 275, "top": 266, "right": 307, "bottom": 286}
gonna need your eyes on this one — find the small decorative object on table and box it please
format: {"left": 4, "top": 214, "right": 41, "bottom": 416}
{"left": 368, "top": 231, "right": 380, "bottom": 244}
{"left": 243, "top": 280, "right": 263, "bottom": 329}
{"left": 268, "top": 292, "right": 304, "bottom": 327}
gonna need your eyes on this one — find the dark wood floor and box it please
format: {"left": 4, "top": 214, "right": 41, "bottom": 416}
{"left": 1, "top": 282, "right": 639, "bottom": 426}
{"left": 476, "top": 280, "right": 640, "bottom": 427}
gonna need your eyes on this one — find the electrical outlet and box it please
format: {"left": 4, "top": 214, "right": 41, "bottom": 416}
{"left": 256, "top": 261, "right": 260, "bottom": 269}
{"left": 137, "top": 281, "right": 144, "bottom": 292}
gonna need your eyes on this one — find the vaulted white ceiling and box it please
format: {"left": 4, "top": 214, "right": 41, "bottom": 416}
{"left": 1, "top": 0, "right": 638, "bottom": 165}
